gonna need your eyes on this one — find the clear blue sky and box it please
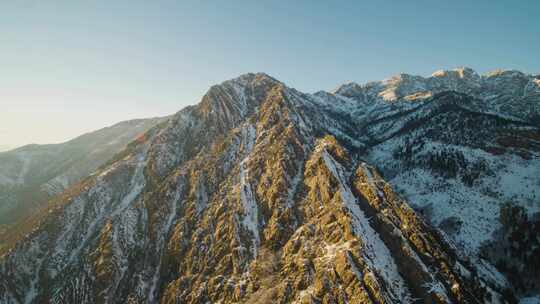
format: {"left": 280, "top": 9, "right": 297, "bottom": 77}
{"left": 1, "top": 0, "right": 539, "bottom": 148}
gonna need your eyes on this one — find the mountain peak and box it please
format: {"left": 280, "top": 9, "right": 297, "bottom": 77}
{"left": 219, "top": 72, "right": 281, "bottom": 88}
{"left": 431, "top": 66, "right": 478, "bottom": 78}
{"left": 331, "top": 81, "right": 363, "bottom": 97}
{"left": 484, "top": 68, "right": 527, "bottom": 79}
{"left": 201, "top": 72, "right": 283, "bottom": 109}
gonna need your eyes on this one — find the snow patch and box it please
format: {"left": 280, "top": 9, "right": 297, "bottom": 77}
{"left": 16, "top": 153, "right": 31, "bottom": 184}
{"left": 521, "top": 296, "right": 540, "bottom": 304}
{"left": 321, "top": 149, "right": 413, "bottom": 302}
{"left": 148, "top": 185, "right": 181, "bottom": 302}
{"left": 236, "top": 124, "right": 260, "bottom": 257}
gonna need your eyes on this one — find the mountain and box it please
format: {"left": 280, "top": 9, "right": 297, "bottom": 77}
{"left": 0, "top": 118, "right": 166, "bottom": 228}
{"left": 0, "top": 146, "right": 12, "bottom": 153}
{"left": 332, "top": 68, "right": 540, "bottom": 125}
{"left": 0, "top": 69, "right": 539, "bottom": 303}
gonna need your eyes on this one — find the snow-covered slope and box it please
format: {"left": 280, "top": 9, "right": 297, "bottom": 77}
{"left": 333, "top": 67, "right": 540, "bottom": 124}
{"left": 0, "top": 117, "right": 165, "bottom": 227}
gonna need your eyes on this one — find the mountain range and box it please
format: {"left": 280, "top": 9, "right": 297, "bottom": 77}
{"left": 0, "top": 118, "right": 165, "bottom": 232}
{"left": 0, "top": 68, "right": 539, "bottom": 303}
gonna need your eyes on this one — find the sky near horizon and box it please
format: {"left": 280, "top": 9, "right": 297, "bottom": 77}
{"left": 1, "top": 1, "right": 539, "bottom": 149}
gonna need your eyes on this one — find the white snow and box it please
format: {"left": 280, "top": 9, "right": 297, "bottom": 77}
{"left": 237, "top": 124, "right": 260, "bottom": 257}
{"left": 41, "top": 175, "right": 70, "bottom": 195}
{"left": 284, "top": 160, "right": 303, "bottom": 209}
{"left": 292, "top": 286, "right": 315, "bottom": 304}
{"left": 148, "top": 184, "right": 181, "bottom": 302}
{"left": 194, "top": 178, "right": 209, "bottom": 215}
{"left": 369, "top": 139, "right": 540, "bottom": 254}
{"left": 229, "top": 81, "right": 249, "bottom": 117}
{"left": 0, "top": 174, "right": 14, "bottom": 185}
{"left": 474, "top": 258, "right": 509, "bottom": 288}
{"left": 239, "top": 158, "right": 259, "bottom": 255}
{"left": 320, "top": 241, "right": 352, "bottom": 263}
{"left": 48, "top": 150, "right": 148, "bottom": 279}
{"left": 22, "top": 241, "right": 44, "bottom": 304}
{"left": 321, "top": 148, "right": 413, "bottom": 302}
{"left": 16, "top": 153, "right": 31, "bottom": 184}
{"left": 421, "top": 280, "right": 450, "bottom": 303}
{"left": 110, "top": 155, "right": 146, "bottom": 218}
{"left": 521, "top": 296, "right": 540, "bottom": 304}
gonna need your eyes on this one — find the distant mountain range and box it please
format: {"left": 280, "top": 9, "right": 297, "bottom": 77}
{"left": 0, "top": 117, "right": 165, "bottom": 227}
{"left": 0, "top": 68, "right": 539, "bottom": 303}
{"left": 0, "top": 146, "right": 12, "bottom": 153}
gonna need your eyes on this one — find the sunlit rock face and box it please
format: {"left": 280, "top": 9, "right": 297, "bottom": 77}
{"left": 1, "top": 69, "right": 539, "bottom": 303}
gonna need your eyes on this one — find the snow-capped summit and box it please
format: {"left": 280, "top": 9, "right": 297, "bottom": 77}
{"left": 328, "top": 67, "right": 540, "bottom": 124}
